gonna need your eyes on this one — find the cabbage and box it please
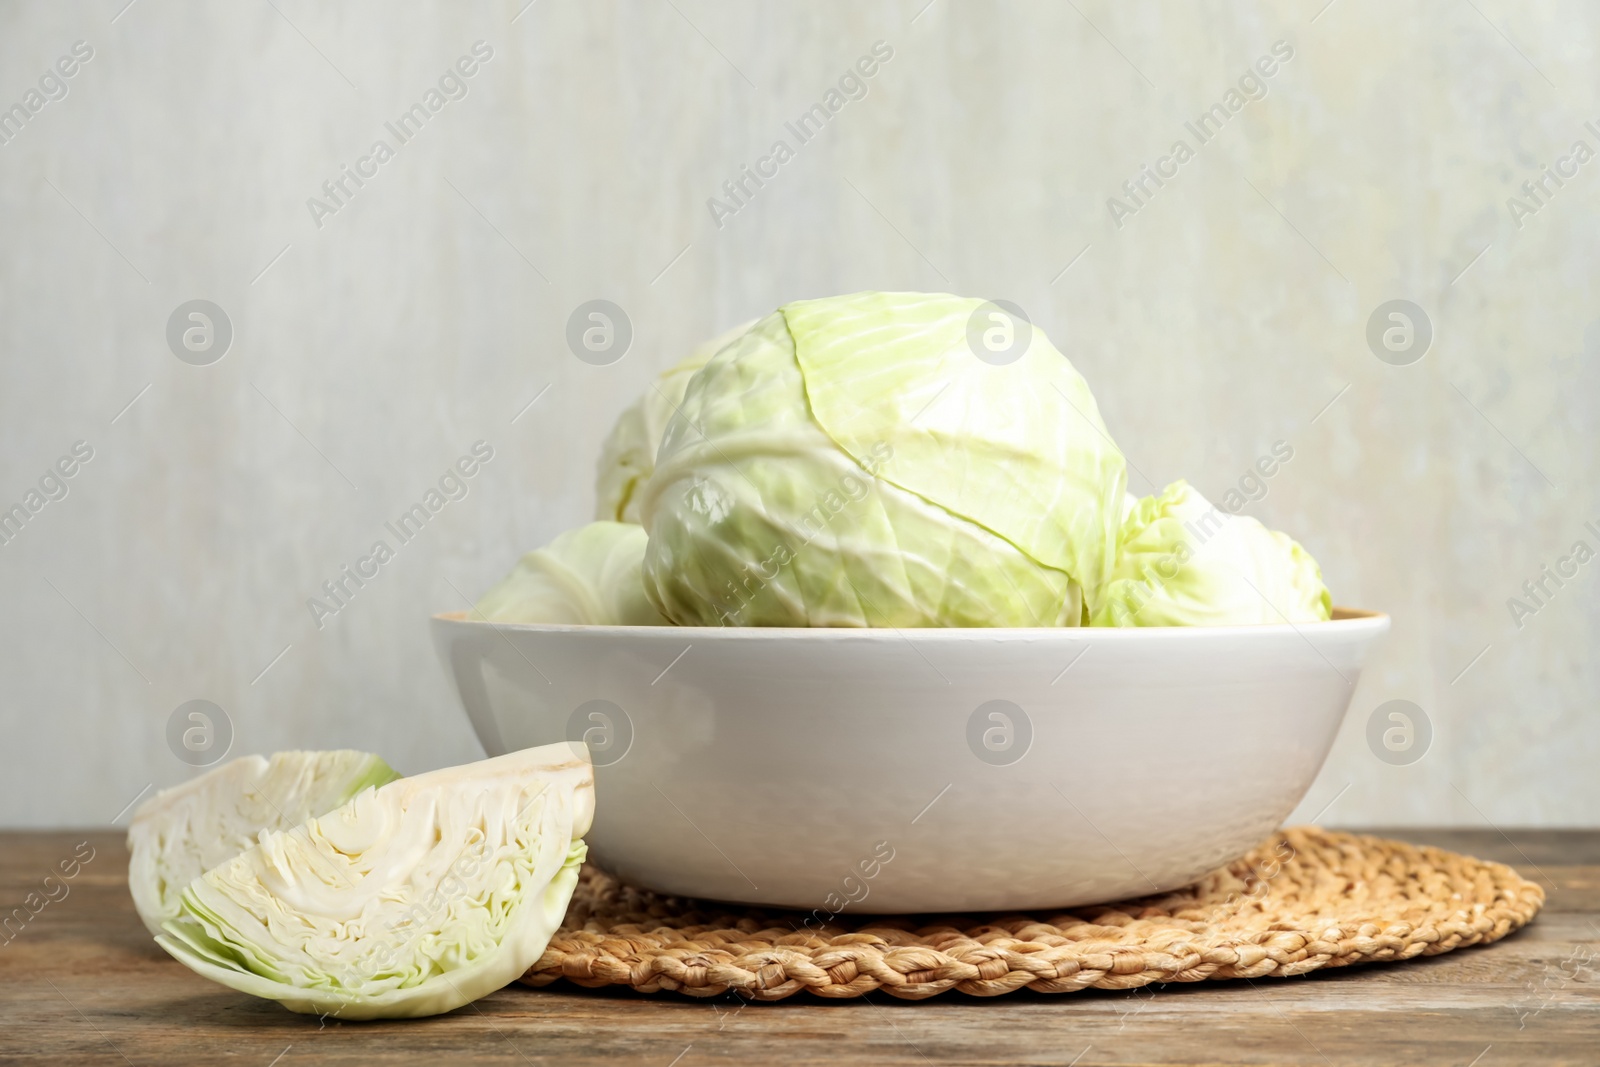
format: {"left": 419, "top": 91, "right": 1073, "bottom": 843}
{"left": 472, "top": 521, "right": 667, "bottom": 625}
{"left": 156, "top": 742, "right": 595, "bottom": 1019}
{"left": 1090, "top": 480, "right": 1332, "bottom": 626}
{"left": 596, "top": 319, "right": 760, "bottom": 524}
{"left": 127, "top": 751, "right": 400, "bottom": 936}
{"left": 637, "top": 292, "right": 1126, "bottom": 627}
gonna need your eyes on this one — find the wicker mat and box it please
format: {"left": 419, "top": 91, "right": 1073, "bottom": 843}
{"left": 521, "top": 827, "right": 1544, "bottom": 1000}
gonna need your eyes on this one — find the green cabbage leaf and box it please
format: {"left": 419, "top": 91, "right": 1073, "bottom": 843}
{"left": 1091, "top": 480, "right": 1332, "bottom": 626}
{"left": 595, "top": 319, "right": 759, "bottom": 524}
{"left": 472, "top": 521, "right": 666, "bottom": 626}
{"left": 638, "top": 293, "right": 1126, "bottom": 626}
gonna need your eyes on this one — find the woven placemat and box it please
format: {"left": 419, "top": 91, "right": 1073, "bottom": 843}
{"left": 522, "top": 827, "right": 1544, "bottom": 1000}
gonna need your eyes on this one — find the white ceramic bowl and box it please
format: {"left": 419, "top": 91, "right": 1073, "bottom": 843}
{"left": 431, "top": 609, "right": 1387, "bottom": 913}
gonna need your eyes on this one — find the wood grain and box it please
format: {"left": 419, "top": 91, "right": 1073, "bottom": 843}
{"left": 1, "top": 830, "right": 1595, "bottom": 1066}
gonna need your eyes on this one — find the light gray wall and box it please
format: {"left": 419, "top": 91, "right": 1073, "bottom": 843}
{"left": 0, "top": 0, "right": 1594, "bottom": 827}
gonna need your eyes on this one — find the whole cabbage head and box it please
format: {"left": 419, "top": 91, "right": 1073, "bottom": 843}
{"left": 472, "top": 521, "right": 667, "bottom": 625}
{"left": 637, "top": 291, "right": 1127, "bottom": 627}
{"left": 126, "top": 750, "right": 400, "bottom": 936}
{"left": 1091, "top": 479, "right": 1332, "bottom": 626}
{"left": 156, "top": 742, "right": 594, "bottom": 1019}
{"left": 595, "top": 319, "right": 760, "bottom": 524}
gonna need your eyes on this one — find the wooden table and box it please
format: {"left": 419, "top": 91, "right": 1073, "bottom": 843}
{"left": 2, "top": 829, "right": 1595, "bottom": 1066}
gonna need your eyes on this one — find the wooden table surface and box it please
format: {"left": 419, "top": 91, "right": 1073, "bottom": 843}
{"left": 2, "top": 829, "right": 1595, "bottom": 1066}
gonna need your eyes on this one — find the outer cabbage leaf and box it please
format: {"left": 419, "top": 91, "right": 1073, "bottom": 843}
{"left": 472, "top": 521, "right": 667, "bottom": 626}
{"left": 638, "top": 311, "right": 1082, "bottom": 627}
{"left": 783, "top": 292, "right": 1127, "bottom": 600}
{"left": 595, "top": 319, "right": 759, "bottom": 524}
{"left": 127, "top": 751, "right": 400, "bottom": 936}
{"left": 156, "top": 742, "right": 595, "bottom": 1019}
{"left": 1090, "top": 480, "right": 1333, "bottom": 626}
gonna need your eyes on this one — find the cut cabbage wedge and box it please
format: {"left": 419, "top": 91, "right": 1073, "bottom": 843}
{"left": 127, "top": 750, "right": 401, "bottom": 936}
{"left": 156, "top": 742, "right": 595, "bottom": 1019}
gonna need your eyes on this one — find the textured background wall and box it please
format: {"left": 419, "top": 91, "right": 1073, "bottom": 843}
{"left": 0, "top": 0, "right": 1594, "bottom": 827}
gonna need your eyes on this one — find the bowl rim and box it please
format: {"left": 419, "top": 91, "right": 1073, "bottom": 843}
{"left": 432, "top": 606, "right": 1389, "bottom": 640}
